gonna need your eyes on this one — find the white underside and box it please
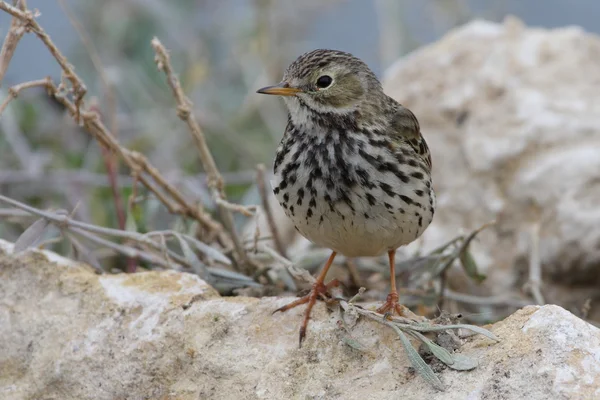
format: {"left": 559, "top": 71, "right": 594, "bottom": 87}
{"left": 271, "top": 174, "right": 434, "bottom": 258}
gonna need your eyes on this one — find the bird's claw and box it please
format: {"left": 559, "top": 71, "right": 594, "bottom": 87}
{"left": 376, "top": 292, "right": 409, "bottom": 318}
{"left": 274, "top": 279, "right": 341, "bottom": 347}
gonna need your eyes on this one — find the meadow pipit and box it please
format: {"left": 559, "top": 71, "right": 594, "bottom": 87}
{"left": 257, "top": 49, "right": 435, "bottom": 346}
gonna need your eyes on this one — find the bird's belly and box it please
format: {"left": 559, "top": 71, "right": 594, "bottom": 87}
{"left": 271, "top": 176, "right": 434, "bottom": 257}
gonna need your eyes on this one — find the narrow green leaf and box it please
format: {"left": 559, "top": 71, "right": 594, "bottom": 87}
{"left": 409, "top": 331, "right": 455, "bottom": 366}
{"left": 125, "top": 212, "right": 138, "bottom": 233}
{"left": 410, "top": 323, "right": 500, "bottom": 342}
{"left": 341, "top": 335, "right": 367, "bottom": 351}
{"left": 446, "top": 354, "right": 478, "bottom": 371}
{"left": 459, "top": 250, "right": 486, "bottom": 283}
{"left": 394, "top": 327, "right": 445, "bottom": 391}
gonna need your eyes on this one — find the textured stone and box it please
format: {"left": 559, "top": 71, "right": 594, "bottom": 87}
{"left": 384, "top": 18, "right": 600, "bottom": 317}
{"left": 1, "top": 240, "right": 599, "bottom": 400}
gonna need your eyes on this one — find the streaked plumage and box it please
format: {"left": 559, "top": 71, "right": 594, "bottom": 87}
{"left": 257, "top": 49, "right": 435, "bottom": 346}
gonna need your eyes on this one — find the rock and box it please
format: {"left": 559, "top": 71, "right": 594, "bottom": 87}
{"left": 383, "top": 17, "right": 600, "bottom": 318}
{"left": 1, "top": 240, "right": 599, "bottom": 399}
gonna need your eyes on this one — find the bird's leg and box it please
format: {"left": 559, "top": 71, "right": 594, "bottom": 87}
{"left": 274, "top": 251, "right": 339, "bottom": 347}
{"left": 376, "top": 250, "right": 410, "bottom": 317}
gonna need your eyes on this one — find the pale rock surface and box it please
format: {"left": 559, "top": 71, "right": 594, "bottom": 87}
{"left": 383, "top": 18, "right": 600, "bottom": 316}
{"left": 1, "top": 240, "right": 599, "bottom": 400}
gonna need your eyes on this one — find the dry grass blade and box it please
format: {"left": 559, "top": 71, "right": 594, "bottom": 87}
{"left": 144, "top": 230, "right": 231, "bottom": 265}
{"left": 171, "top": 231, "right": 212, "bottom": 282}
{"left": 13, "top": 217, "right": 50, "bottom": 253}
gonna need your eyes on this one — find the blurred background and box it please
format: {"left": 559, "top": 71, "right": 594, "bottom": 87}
{"left": 1, "top": 1, "right": 599, "bottom": 325}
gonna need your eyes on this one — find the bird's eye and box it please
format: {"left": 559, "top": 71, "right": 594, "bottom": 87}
{"left": 316, "top": 75, "right": 333, "bottom": 89}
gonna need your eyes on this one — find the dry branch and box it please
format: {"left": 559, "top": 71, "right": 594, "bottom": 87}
{"left": 0, "top": 0, "right": 27, "bottom": 86}
{"left": 0, "top": 0, "right": 226, "bottom": 242}
{"left": 256, "top": 164, "right": 287, "bottom": 257}
{"left": 151, "top": 37, "right": 254, "bottom": 271}
{"left": 0, "top": 77, "right": 51, "bottom": 116}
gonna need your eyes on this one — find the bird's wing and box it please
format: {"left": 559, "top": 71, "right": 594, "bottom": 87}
{"left": 389, "top": 105, "right": 432, "bottom": 169}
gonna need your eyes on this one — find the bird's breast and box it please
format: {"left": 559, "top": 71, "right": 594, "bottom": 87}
{"left": 272, "top": 128, "right": 435, "bottom": 257}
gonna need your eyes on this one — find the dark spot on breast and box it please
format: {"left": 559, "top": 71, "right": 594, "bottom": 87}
{"left": 338, "top": 190, "right": 355, "bottom": 212}
{"left": 414, "top": 189, "right": 424, "bottom": 197}
{"left": 364, "top": 213, "right": 370, "bottom": 219}
{"left": 399, "top": 195, "right": 414, "bottom": 205}
{"left": 289, "top": 205, "right": 295, "bottom": 216}
{"left": 307, "top": 208, "right": 313, "bottom": 219}
{"left": 283, "top": 193, "right": 289, "bottom": 202}
{"left": 411, "top": 171, "right": 424, "bottom": 180}
{"left": 309, "top": 198, "right": 317, "bottom": 209}
{"left": 273, "top": 187, "right": 280, "bottom": 195}
{"left": 366, "top": 192, "right": 376, "bottom": 206}
{"left": 379, "top": 182, "right": 397, "bottom": 198}
{"left": 326, "top": 178, "right": 335, "bottom": 191}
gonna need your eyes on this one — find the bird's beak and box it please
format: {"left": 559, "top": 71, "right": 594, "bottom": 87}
{"left": 256, "top": 82, "right": 302, "bottom": 96}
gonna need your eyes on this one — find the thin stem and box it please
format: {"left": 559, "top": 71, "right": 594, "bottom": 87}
{"left": 256, "top": 164, "right": 287, "bottom": 257}
{"left": 151, "top": 37, "right": 252, "bottom": 271}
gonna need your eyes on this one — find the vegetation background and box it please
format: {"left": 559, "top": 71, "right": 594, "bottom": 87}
{"left": 1, "top": 0, "right": 598, "bottom": 325}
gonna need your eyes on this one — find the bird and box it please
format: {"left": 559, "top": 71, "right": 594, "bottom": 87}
{"left": 257, "top": 49, "right": 435, "bottom": 346}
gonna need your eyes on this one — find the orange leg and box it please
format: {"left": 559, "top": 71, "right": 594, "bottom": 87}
{"left": 274, "top": 251, "right": 339, "bottom": 347}
{"left": 376, "top": 250, "right": 409, "bottom": 317}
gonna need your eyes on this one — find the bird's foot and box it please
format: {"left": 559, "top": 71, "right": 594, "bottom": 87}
{"left": 376, "top": 292, "right": 410, "bottom": 319}
{"left": 274, "top": 279, "right": 341, "bottom": 347}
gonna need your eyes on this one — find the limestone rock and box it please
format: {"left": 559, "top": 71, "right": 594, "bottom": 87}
{"left": 1, "top": 240, "right": 599, "bottom": 400}
{"left": 383, "top": 18, "right": 600, "bottom": 317}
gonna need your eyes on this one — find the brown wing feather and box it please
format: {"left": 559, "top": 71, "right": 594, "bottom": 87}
{"left": 389, "top": 105, "right": 432, "bottom": 169}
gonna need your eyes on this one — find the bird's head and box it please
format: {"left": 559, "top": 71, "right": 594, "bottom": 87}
{"left": 257, "top": 49, "right": 383, "bottom": 122}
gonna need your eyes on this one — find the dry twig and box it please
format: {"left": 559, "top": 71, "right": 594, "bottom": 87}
{"left": 256, "top": 164, "right": 287, "bottom": 257}
{"left": 0, "top": 0, "right": 27, "bottom": 86}
{"left": 0, "top": 0, "right": 225, "bottom": 240}
{"left": 151, "top": 37, "right": 254, "bottom": 271}
{"left": 0, "top": 77, "right": 51, "bottom": 116}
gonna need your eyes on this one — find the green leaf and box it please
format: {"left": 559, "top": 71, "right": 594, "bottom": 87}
{"left": 409, "top": 331, "right": 454, "bottom": 366}
{"left": 125, "top": 211, "right": 138, "bottom": 233}
{"left": 409, "top": 323, "right": 500, "bottom": 342}
{"left": 394, "top": 327, "right": 445, "bottom": 391}
{"left": 446, "top": 354, "right": 478, "bottom": 371}
{"left": 459, "top": 250, "right": 486, "bottom": 283}
{"left": 341, "top": 336, "right": 368, "bottom": 351}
